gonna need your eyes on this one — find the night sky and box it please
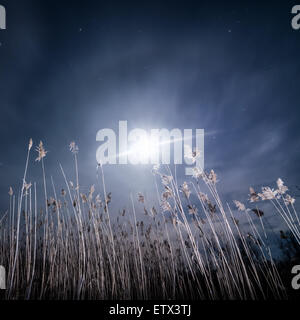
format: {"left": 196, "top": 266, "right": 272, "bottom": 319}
{"left": 0, "top": 0, "right": 300, "bottom": 215}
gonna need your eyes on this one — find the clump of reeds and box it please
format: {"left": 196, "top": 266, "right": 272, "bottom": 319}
{"left": 0, "top": 139, "right": 299, "bottom": 300}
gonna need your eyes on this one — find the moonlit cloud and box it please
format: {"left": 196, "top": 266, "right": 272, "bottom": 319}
{"left": 0, "top": 1, "right": 299, "bottom": 215}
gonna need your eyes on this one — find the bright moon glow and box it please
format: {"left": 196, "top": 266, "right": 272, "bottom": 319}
{"left": 129, "top": 136, "right": 159, "bottom": 163}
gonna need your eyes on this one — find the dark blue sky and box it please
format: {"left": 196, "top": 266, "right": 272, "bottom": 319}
{"left": 0, "top": 0, "right": 300, "bottom": 212}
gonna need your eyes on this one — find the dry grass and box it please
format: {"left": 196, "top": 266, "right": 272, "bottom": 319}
{"left": 0, "top": 139, "right": 299, "bottom": 300}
